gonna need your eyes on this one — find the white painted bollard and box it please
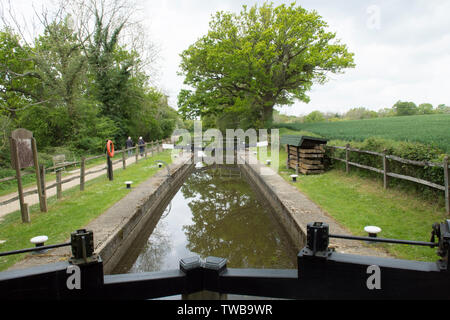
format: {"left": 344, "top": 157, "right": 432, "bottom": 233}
{"left": 266, "top": 159, "right": 271, "bottom": 165}
{"left": 158, "top": 162, "right": 163, "bottom": 168}
{"left": 30, "top": 235, "right": 48, "bottom": 254}
{"left": 195, "top": 162, "right": 204, "bottom": 169}
{"left": 364, "top": 226, "right": 381, "bottom": 242}
{"left": 125, "top": 181, "right": 133, "bottom": 189}
{"left": 290, "top": 174, "right": 298, "bottom": 182}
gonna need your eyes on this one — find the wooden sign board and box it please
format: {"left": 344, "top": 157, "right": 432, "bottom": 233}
{"left": 10, "top": 128, "right": 34, "bottom": 169}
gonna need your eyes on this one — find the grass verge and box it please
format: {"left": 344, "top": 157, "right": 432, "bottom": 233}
{"left": 0, "top": 151, "right": 172, "bottom": 271}
{"left": 258, "top": 147, "right": 446, "bottom": 262}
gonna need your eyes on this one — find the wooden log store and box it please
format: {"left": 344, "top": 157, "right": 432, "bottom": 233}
{"left": 281, "top": 135, "right": 328, "bottom": 175}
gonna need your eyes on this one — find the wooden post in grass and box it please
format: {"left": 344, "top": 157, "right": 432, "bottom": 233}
{"left": 10, "top": 129, "right": 33, "bottom": 223}
{"left": 144, "top": 143, "right": 148, "bottom": 158}
{"left": 106, "top": 154, "right": 113, "bottom": 181}
{"left": 151, "top": 141, "right": 154, "bottom": 157}
{"left": 345, "top": 144, "right": 350, "bottom": 174}
{"left": 135, "top": 144, "right": 139, "bottom": 163}
{"left": 122, "top": 149, "right": 126, "bottom": 169}
{"left": 80, "top": 156, "right": 85, "bottom": 191}
{"left": 444, "top": 156, "right": 449, "bottom": 215}
{"left": 56, "top": 169, "right": 62, "bottom": 199}
{"left": 383, "top": 149, "right": 389, "bottom": 189}
{"left": 31, "top": 137, "right": 46, "bottom": 213}
{"left": 39, "top": 164, "right": 47, "bottom": 210}
{"left": 10, "top": 139, "right": 29, "bottom": 222}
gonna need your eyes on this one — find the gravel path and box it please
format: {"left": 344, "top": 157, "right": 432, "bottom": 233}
{"left": 0, "top": 153, "right": 149, "bottom": 219}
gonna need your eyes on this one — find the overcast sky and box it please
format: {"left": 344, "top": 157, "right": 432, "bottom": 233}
{"left": 4, "top": 0, "right": 450, "bottom": 116}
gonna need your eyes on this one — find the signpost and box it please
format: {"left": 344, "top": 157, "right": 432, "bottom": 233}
{"left": 10, "top": 129, "right": 47, "bottom": 223}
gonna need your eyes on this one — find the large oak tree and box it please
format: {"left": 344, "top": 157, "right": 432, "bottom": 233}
{"left": 178, "top": 2, "right": 355, "bottom": 129}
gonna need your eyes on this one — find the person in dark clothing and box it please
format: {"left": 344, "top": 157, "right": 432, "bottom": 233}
{"left": 138, "top": 136, "right": 145, "bottom": 157}
{"left": 126, "top": 136, "right": 134, "bottom": 157}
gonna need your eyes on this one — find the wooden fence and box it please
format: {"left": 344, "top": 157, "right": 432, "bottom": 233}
{"left": 0, "top": 139, "right": 171, "bottom": 210}
{"left": 327, "top": 144, "right": 450, "bottom": 215}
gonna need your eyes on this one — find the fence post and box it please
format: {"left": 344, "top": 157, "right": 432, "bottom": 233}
{"left": 106, "top": 154, "right": 113, "bottom": 181}
{"left": 56, "top": 170, "right": 62, "bottom": 199}
{"left": 151, "top": 141, "right": 154, "bottom": 157}
{"left": 144, "top": 143, "right": 148, "bottom": 158}
{"left": 10, "top": 138, "right": 30, "bottom": 223}
{"left": 31, "top": 137, "right": 46, "bottom": 213}
{"left": 444, "top": 156, "right": 449, "bottom": 215}
{"left": 39, "top": 164, "right": 48, "bottom": 212}
{"left": 135, "top": 144, "right": 139, "bottom": 163}
{"left": 122, "top": 149, "right": 126, "bottom": 169}
{"left": 345, "top": 144, "right": 350, "bottom": 174}
{"left": 80, "top": 156, "right": 85, "bottom": 191}
{"left": 383, "top": 149, "right": 389, "bottom": 189}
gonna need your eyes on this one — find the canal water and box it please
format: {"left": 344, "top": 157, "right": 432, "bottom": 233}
{"left": 113, "top": 165, "right": 297, "bottom": 275}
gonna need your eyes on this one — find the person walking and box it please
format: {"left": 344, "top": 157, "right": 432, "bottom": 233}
{"left": 126, "top": 136, "right": 134, "bottom": 157}
{"left": 138, "top": 136, "right": 145, "bottom": 157}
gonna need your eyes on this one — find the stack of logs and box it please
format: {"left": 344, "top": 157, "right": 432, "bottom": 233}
{"left": 287, "top": 144, "right": 325, "bottom": 175}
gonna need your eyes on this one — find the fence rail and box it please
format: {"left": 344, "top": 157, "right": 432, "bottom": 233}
{"left": 327, "top": 145, "right": 450, "bottom": 214}
{"left": 0, "top": 139, "right": 170, "bottom": 209}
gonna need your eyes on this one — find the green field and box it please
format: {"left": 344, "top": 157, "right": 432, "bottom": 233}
{"left": 274, "top": 114, "right": 450, "bottom": 153}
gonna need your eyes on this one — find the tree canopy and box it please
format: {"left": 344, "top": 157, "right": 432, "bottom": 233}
{"left": 178, "top": 2, "right": 355, "bottom": 129}
{"left": 393, "top": 101, "right": 418, "bottom": 116}
{"left": 0, "top": 0, "right": 180, "bottom": 167}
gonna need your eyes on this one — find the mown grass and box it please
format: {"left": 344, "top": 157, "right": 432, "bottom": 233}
{"left": 258, "top": 147, "right": 447, "bottom": 262}
{"left": 274, "top": 114, "right": 450, "bottom": 153}
{"left": 0, "top": 151, "right": 172, "bottom": 271}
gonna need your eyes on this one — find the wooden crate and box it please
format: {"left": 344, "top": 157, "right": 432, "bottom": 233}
{"left": 282, "top": 135, "right": 328, "bottom": 175}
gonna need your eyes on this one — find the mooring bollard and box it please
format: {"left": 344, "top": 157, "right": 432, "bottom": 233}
{"left": 290, "top": 174, "right": 298, "bottom": 182}
{"left": 195, "top": 162, "right": 204, "bottom": 169}
{"left": 30, "top": 235, "right": 48, "bottom": 254}
{"left": 125, "top": 181, "right": 133, "bottom": 189}
{"left": 266, "top": 159, "right": 271, "bottom": 166}
{"left": 364, "top": 226, "right": 381, "bottom": 243}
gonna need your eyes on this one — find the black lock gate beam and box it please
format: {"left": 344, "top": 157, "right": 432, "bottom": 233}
{"left": 1, "top": 221, "right": 450, "bottom": 300}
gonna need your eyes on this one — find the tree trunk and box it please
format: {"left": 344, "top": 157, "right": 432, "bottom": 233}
{"left": 262, "top": 105, "right": 274, "bottom": 126}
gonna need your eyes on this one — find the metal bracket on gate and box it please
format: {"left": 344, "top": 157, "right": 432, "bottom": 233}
{"left": 431, "top": 220, "right": 450, "bottom": 272}
{"left": 69, "top": 229, "right": 99, "bottom": 265}
{"left": 300, "top": 222, "right": 333, "bottom": 259}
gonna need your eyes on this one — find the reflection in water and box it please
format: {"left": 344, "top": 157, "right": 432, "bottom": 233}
{"left": 119, "top": 166, "right": 297, "bottom": 273}
{"left": 127, "top": 219, "right": 172, "bottom": 273}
